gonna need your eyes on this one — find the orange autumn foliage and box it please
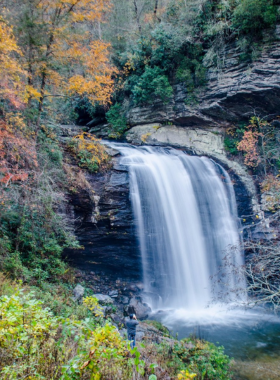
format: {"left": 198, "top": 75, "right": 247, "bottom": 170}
{"left": 237, "top": 129, "right": 261, "bottom": 167}
{"left": 13, "top": 0, "right": 116, "bottom": 107}
{"left": 0, "top": 18, "right": 26, "bottom": 108}
{"left": 67, "top": 41, "right": 116, "bottom": 104}
{"left": 0, "top": 120, "right": 37, "bottom": 187}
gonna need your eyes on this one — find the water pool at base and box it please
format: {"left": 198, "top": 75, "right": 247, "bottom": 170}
{"left": 151, "top": 306, "right": 280, "bottom": 379}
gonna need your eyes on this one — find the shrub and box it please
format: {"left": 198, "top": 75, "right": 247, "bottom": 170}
{"left": 68, "top": 132, "right": 110, "bottom": 172}
{"left": 232, "top": 0, "right": 278, "bottom": 35}
{"left": 106, "top": 103, "right": 128, "bottom": 138}
{"left": 173, "top": 339, "right": 232, "bottom": 380}
{"left": 132, "top": 66, "right": 173, "bottom": 105}
{"left": 0, "top": 288, "right": 144, "bottom": 380}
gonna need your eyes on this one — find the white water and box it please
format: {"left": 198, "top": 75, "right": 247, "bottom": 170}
{"left": 109, "top": 144, "right": 246, "bottom": 312}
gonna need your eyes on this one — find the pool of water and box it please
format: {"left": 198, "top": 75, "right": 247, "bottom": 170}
{"left": 150, "top": 305, "right": 280, "bottom": 379}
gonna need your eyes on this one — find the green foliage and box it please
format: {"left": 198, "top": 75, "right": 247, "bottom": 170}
{"left": 224, "top": 136, "right": 239, "bottom": 155}
{"left": 132, "top": 66, "right": 173, "bottom": 105}
{"left": 0, "top": 286, "right": 145, "bottom": 380}
{"left": 111, "top": 0, "right": 279, "bottom": 107}
{"left": 224, "top": 126, "right": 245, "bottom": 155}
{"left": 149, "top": 375, "right": 157, "bottom": 380}
{"left": 232, "top": 0, "right": 278, "bottom": 35}
{"left": 106, "top": 103, "right": 128, "bottom": 138}
{"left": 0, "top": 133, "right": 79, "bottom": 285}
{"left": 176, "top": 55, "right": 206, "bottom": 95}
{"left": 172, "top": 339, "right": 232, "bottom": 380}
{"left": 0, "top": 289, "right": 68, "bottom": 379}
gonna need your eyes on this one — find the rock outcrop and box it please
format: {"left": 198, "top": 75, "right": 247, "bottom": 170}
{"left": 125, "top": 123, "right": 258, "bottom": 216}
{"left": 64, "top": 152, "right": 141, "bottom": 281}
{"left": 127, "top": 26, "right": 280, "bottom": 127}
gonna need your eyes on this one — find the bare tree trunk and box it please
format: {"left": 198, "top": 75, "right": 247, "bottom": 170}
{"left": 154, "top": 0, "right": 159, "bottom": 20}
{"left": 133, "top": 0, "right": 142, "bottom": 33}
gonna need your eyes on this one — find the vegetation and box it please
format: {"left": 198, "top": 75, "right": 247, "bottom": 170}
{"left": 0, "top": 284, "right": 140, "bottom": 380}
{"left": 1, "top": 0, "right": 280, "bottom": 378}
{"left": 105, "top": 103, "right": 128, "bottom": 138}
{"left": 0, "top": 277, "right": 233, "bottom": 380}
{"left": 100, "top": 0, "right": 279, "bottom": 121}
{"left": 68, "top": 132, "right": 110, "bottom": 173}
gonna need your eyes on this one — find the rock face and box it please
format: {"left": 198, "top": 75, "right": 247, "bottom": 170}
{"left": 64, "top": 154, "right": 141, "bottom": 281}
{"left": 126, "top": 123, "right": 225, "bottom": 156}
{"left": 127, "top": 26, "right": 280, "bottom": 127}
{"left": 64, "top": 28, "right": 280, "bottom": 285}
{"left": 125, "top": 123, "right": 258, "bottom": 216}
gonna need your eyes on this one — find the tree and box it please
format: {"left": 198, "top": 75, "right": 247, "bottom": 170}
{"left": 6, "top": 0, "right": 116, "bottom": 125}
{"left": 0, "top": 17, "right": 26, "bottom": 108}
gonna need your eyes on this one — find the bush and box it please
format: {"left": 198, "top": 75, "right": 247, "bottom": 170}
{"left": 0, "top": 287, "right": 144, "bottom": 380}
{"left": 68, "top": 132, "right": 110, "bottom": 172}
{"left": 0, "top": 123, "right": 80, "bottom": 285}
{"left": 106, "top": 103, "right": 128, "bottom": 138}
{"left": 132, "top": 66, "right": 173, "bottom": 105}
{"left": 172, "top": 339, "right": 232, "bottom": 380}
{"left": 232, "top": 0, "right": 278, "bottom": 35}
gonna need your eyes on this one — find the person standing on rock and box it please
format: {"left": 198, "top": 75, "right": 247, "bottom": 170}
{"left": 126, "top": 313, "right": 138, "bottom": 349}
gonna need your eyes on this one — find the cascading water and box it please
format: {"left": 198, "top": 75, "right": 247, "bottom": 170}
{"left": 105, "top": 142, "right": 280, "bottom": 370}
{"left": 109, "top": 143, "right": 246, "bottom": 311}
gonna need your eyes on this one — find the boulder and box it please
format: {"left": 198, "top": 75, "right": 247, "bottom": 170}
{"left": 93, "top": 293, "right": 114, "bottom": 305}
{"left": 72, "top": 284, "right": 85, "bottom": 301}
{"left": 119, "top": 295, "right": 129, "bottom": 304}
{"left": 108, "top": 290, "right": 119, "bottom": 298}
{"left": 126, "top": 296, "right": 151, "bottom": 320}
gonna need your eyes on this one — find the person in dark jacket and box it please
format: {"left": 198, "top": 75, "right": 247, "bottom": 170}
{"left": 126, "top": 313, "right": 139, "bottom": 348}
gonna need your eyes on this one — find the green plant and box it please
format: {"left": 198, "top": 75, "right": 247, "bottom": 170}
{"left": 232, "top": 0, "right": 278, "bottom": 35}
{"left": 149, "top": 375, "right": 157, "bottom": 380}
{"left": 173, "top": 339, "right": 232, "bottom": 380}
{"left": 132, "top": 66, "right": 173, "bottom": 105}
{"left": 106, "top": 103, "right": 128, "bottom": 138}
{"left": 0, "top": 285, "right": 146, "bottom": 380}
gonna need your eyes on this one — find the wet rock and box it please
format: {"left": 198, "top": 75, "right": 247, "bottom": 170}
{"left": 64, "top": 156, "right": 141, "bottom": 281}
{"left": 108, "top": 290, "right": 119, "bottom": 298}
{"left": 72, "top": 284, "right": 85, "bottom": 301}
{"left": 135, "top": 282, "right": 145, "bottom": 291}
{"left": 126, "top": 296, "right": 151, "bottom": 320}
{"left": 119, "top": 296, "right": 129, "bottom": 304}
{"left": 110, "top": 313, "right": 124, "bottom": 326}
{"left": 93, "top": 294, "right": 114, "bottom": 305}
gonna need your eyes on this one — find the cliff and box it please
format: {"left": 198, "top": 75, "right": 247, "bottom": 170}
{"left": 126, "top": 26, "right": 280, "bottom": 128}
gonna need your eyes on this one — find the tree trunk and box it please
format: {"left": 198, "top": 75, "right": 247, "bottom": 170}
{"left": 133, "top": 0, "right": 142, "bottom": 33}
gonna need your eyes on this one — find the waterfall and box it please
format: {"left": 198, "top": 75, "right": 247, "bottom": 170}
{"left": 109, "top": 144, "right": 246, "bottom": 311}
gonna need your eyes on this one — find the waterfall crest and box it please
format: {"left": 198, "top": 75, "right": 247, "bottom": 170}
{"left": 110, "top": 144, "right": 246, "bottom": 310}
